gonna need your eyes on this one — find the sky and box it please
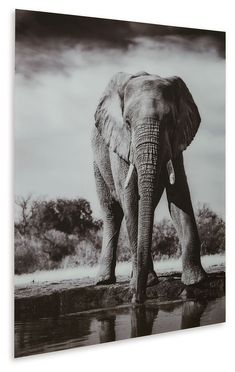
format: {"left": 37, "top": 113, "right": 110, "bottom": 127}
{"left": 14, "top": 10, "right": 225, "bottom": 221}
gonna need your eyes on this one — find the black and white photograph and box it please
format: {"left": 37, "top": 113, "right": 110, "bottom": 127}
{"left": 14, "top": 9, "right": 225, "bottom": 358}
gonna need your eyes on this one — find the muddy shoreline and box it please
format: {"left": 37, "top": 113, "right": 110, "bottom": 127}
{"left": 15, "top": 270, "right": 225, "bottom": 321}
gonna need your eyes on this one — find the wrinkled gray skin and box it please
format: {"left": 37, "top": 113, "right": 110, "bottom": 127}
{"left": 92, "top": 71, "right": 207, "bottom": 303}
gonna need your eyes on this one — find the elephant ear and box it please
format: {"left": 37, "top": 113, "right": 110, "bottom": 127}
{"left": 166, "top": 76, "right": 201, "bottom": 158}
{"left": 95, "top": 72, "right": 132, "bottom": 162}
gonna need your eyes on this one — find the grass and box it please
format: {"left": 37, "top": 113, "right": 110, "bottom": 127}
{"left": 15, "top": 253, "right": 225, "bottom": 287}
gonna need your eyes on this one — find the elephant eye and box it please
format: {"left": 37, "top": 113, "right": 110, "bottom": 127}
{"left": 126, "top": 118, "right": 131, "bottom": 129}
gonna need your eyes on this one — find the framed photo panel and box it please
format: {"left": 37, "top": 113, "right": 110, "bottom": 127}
{"left": 14, "top": 9, "right": 225, "bottom": 357}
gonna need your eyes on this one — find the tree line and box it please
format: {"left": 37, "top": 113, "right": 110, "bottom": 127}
{"left": 14, "top": 195, "right": 225, "bottom": 275}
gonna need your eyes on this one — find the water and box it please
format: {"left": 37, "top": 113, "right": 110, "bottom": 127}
{"left": 15, "top": 296, "right": 225, "bottom": 357}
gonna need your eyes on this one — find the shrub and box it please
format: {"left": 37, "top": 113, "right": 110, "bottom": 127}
{"left": 42, "top": 229, "right": 76, "bottom": 262}
{"left": 14, "top": 236, "right": 48, "bottom": 274}
{"left": 152, "top": 219, "right": 180, "bottom": 259}
{"left": 197, "top": 204, "right": 225, "bottom": 255}
{"left": 14, "top": 196, "right": 225, "bottom": 275}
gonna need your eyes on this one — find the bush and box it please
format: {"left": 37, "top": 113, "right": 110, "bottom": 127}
{"left": 117, "top": 223, "right": 131, "bottom": 262}
{"left": 42, "top": 229, "right": 76, "bottom": 262}
{"left": 150, "top": 204, "right": 225, "bottom": 259}
{"left": 197, "top": 204, "right": 225, "bottom": 255}
{"left": 61, "top": 236, "right": 102, "bottom": 268}
{"left": 14, "top": 196, "right": 103, "bottom": 274}
{"left": 14, "top": 196, "right": 225, "bottom": 275}
{"left": 152, "top": 219, "right": 180, "bottom": 259}
{"left": 15, "top": 236, "right": 48, "bottom": 274}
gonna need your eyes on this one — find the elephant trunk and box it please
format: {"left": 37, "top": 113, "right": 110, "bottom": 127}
{"left": 134, "top": 119, "right": 160, "bottom": 303}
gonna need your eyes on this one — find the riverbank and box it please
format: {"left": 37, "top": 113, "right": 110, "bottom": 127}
{"left": 15, "top": 271, "right": 225, "bottom": 320}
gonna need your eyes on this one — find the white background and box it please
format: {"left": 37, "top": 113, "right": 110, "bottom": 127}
{"left": 0, "top": 1, "right": 233, "bottom": 371}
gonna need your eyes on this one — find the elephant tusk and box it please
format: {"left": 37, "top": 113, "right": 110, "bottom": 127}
{"left": 166, "top": 159, "right": 175, "bottom": 185}
{"left": 124, "top": 163, "right": 134, "bottom": 189}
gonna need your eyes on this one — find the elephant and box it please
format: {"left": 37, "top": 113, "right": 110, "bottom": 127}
{"left": 91, "top": 71, "right": 207, "bottom": 303}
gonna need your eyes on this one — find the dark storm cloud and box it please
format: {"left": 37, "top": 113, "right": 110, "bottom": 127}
{"left": 15, "top": 9, "right": 225, "bottom": 56}
{"left": 15, "top": 10, "right": 225, "bottom": 79}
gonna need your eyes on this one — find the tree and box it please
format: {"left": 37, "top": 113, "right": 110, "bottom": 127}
{"left": 15, "top": 194, "right": 34, "bottom": 236}
{"left": 196, "top": 204, "right": 225, "bottom": 255}
{"left": 14, "top": 196, "right": 103, "bottom": 272}
{"left": 15, "top": 196, "right": 101, "bottom": 238}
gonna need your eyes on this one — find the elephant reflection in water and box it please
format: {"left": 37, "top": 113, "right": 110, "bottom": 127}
{"left": 98, "top": 316, "right": 116, "bottom": 343}
{"left": 97, "top": 301, "right": 208, "bottom": 342}
{"left": 130, "top": 306, "right": 156, "bottom": 338}
{"left": 97, "top": 309, "right": 155, "bottom": 343}
{"left": 181, "top": 301, "right": 207, "bottom": 329}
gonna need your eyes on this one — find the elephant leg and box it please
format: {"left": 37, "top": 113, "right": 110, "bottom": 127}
{"left": 123, "top": 175, "right": 139, "bottom": 289}
{"left": 146, "top": 252, "right": 158, "bottom": 287}
{"left": 94, "top": 163, "right": 123, "bottom": 285}
{"left": 146, "top": 173, "right": 166, "bottom": 286}
{"left": 165, "top": 154, "right": 207, "bottom": 285}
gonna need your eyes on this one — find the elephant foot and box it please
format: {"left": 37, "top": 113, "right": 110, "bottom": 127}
{"left": 147, "top": 271, "right": 159, "bottom": 287}
{"left": 130, "top": 271, "right": 158, "bottom": 288}
{"left": 96, "top": 274, "right": 116, "bottom": 286}
{"left": 181, "top": 265, "right": 207, "bottom": 286}
{"left": 130, "top": 273, "right": 157, "bottom": 304}
{"left": 131, "top": 291, "right": 146, "bottom": 305}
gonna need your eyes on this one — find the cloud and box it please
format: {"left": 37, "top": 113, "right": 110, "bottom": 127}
{"left": 14, "top": 36, "right": 225, "bottom": 220}
{"left": 15, "top": 9, "right": 225, "bottom": 57}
